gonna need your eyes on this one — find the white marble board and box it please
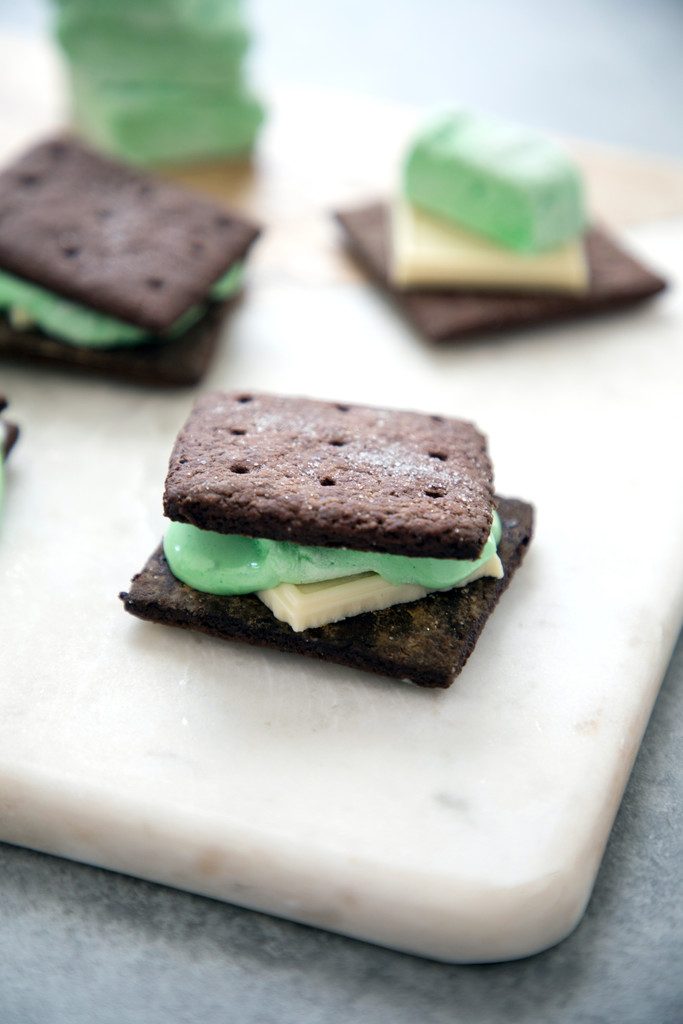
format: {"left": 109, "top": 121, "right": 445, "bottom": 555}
{"left": 1, "top": 214, "right": 682, "bottom": 962}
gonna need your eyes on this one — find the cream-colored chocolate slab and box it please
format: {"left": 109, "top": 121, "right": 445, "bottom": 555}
{"left": 258, "top": 574, "right": 431, "bottom": 632}
{"left": 257, "top": 552, "right": 504, "bottom": 632}
{"left": 0, "top": 31, "right": 682, "bottom": 963}
{"left": 391, "top": 198, "right": 589, "bottom": 293}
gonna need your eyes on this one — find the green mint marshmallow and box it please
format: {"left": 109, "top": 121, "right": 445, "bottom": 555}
{"left": 54, "top": 0, "right": 265, "bottom": 163}
{"left": 0, "top": 263, "right": 243, "bottom": 348}
{"left": 403, "top": 110, "right": 585, "bottom": 253}
{"left": 56, "top": 3, "right": 250, "bottom": 86}
{"left": 70, "top": 77, "right": 265, "bottom": 165}
{"left": 163, "top": 514, "right": 502, "bottom": 596}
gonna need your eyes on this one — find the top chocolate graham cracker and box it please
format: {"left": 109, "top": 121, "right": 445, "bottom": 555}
{"left": 163, "top": 391, "right": 495, "bottom": 559}
{"left": 0, "top": 137, "right": 260, "bottom": 332}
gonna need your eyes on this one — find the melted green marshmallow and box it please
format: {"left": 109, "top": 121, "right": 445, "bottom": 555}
{"left": 163, "top": 513, "right": 502, "bottom": 596}
{"left": 0, "top": 263, "right": 243, "bottom": 348}
{"left": 403, "top": 110, "right": 585, "bottom": 253}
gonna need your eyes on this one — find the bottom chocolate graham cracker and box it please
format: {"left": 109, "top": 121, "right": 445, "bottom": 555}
{"left": 0, "top": 301, "right": 232, "bottom": 387}
{"left": 121, "top": 496, "right": 533, "bottom": 688}
{"left": 335, "top": 203, "right": 667, "bottom": 342}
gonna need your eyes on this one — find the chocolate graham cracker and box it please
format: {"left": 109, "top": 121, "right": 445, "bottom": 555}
{"left": 164, "top": 391, "right": 495, "bottom": 560}
{"left": 0, "top": 137, "right": 260, "bottom": 332}
{"left": 0, "top": 395, "right": 18, "bottom": 459}
{"left": 121, "top": 496, "right": 533, "bottom": 688}
{"left": 335, "top": 203, "right": 667, "bottom": 342}
{"left": 0, "top": 300, "right": 229, "bottom": 387}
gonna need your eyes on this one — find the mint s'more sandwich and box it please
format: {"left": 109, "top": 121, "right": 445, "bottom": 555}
{"left": 336, "top": 110, "right": 666, "bottom": 341}
{"left": 0, "top": 137, "right": 260, "bottom": 385}
{"left": 121, "top": 391, "right": 534, "bottom": 687}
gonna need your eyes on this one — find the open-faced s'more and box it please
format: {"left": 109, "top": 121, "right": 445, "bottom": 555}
{"left": 121, "top": 391, "right": 534, "bottom": 687}
{"left": 336, "top": 110, "right": 666, "bottom": 342}
{"left": 0, "top": 137, "right": 260, "bottom": 385}
{"left": 0, "top": 395, "right": 19, "bottom": 511}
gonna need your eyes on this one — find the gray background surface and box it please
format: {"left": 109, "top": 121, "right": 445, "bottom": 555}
{"left": 1, "top": 2, "right": 682, "bottom": 1022}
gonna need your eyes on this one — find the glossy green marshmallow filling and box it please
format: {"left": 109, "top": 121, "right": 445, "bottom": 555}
{"left": 163, "top": 512, "right": 502, "bottom": 596}
{"left": 0, "top": 262, "right": 243, "bottom": 348}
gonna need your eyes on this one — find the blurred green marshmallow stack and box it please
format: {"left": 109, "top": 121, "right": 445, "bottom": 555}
{"left": 53, "top": 0, "right": 265, "bottom": 165}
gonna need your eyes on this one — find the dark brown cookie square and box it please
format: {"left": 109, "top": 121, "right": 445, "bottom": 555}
{"left": 0, "top": 301, "right": 230, "bottom": 387}
{"left": 121, "top": 496, "right": 533, "bottom": 688}
{"left": 334, "top": 203, "right": 667, "bottom": 342}
{"left": 164, "top": 390, "right": 495, "bottom": 560}
{"left": 0, "top": 136, "right": 260, "bottom": 332}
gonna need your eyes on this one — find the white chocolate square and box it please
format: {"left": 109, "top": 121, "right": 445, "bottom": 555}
{"left": 391, "top": 198, "right": 589, "bottom": 294}
{"left": 258, "top": 554, "right": 503, "bottom": 632}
